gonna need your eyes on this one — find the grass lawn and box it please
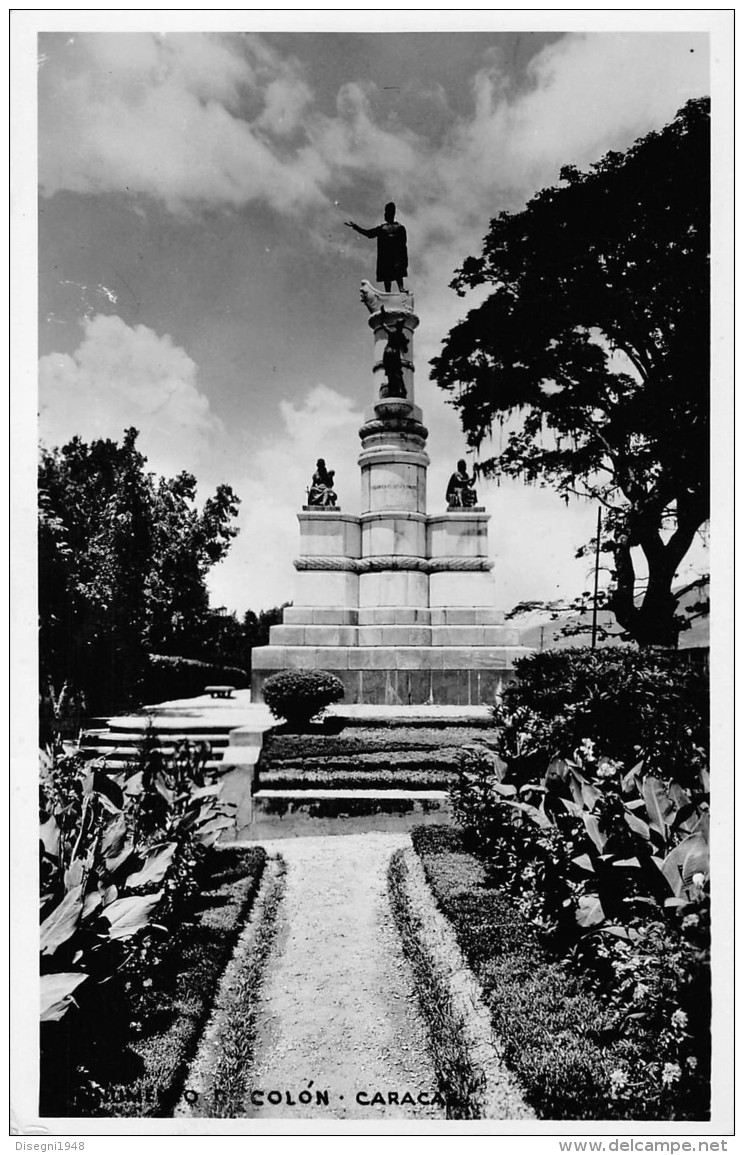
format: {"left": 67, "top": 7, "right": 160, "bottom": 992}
{"left": 40, "top": 846, "right": 267, "bottom": 1118}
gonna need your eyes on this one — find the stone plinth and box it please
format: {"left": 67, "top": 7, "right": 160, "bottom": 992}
{"left": 298, "top": 511, "right": 361, "bottom": 557}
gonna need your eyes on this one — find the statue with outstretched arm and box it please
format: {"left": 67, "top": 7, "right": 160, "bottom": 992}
{"left": 345, "top": 202, "right": 408, "bottom": 292}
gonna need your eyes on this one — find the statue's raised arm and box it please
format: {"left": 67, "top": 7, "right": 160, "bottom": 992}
{"left": 345, "top": 202, "right": 408, "bottom": 293}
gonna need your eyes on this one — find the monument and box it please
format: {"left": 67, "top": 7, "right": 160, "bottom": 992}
{"left": 251, "top": 211, "right": 530, "bottom": 705}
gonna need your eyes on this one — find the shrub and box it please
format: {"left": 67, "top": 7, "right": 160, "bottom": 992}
{"left": 494, "top": 646, "right": 708, "bottom": 787}
{"left": 411, "top": 825, "right": 710, "bottom": 1120}
{"left": 262, "top": 670, "right": 344, "bottom": 728}
{"left": 446, "top": 737, "right": 711, "bottom": 1118}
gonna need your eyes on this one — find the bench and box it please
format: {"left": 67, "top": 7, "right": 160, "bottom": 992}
{"left": 205, "top": 685, "right": 235, "bottom": 699}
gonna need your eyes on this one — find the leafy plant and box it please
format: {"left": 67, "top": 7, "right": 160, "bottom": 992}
{"left": 39, "top": 732, "right": 236, "bottom": 1025}
{"left": 262, "top": 669, "right": 345, "bottom": 728}
{"left": 449, "top": 734, "right": 710, "bottom": 1118}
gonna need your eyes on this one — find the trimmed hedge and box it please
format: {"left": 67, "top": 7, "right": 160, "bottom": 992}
{"left": 410, "top": 825, "right": 709, "bottom": 1121}
{"left": 262, "top": 669, "right": 344, "bottom": 727}
{"left": 261, "top": 726, "right": 502, "bottom": 762}
{"left": 260, "top": 766, "right": 455, "bottom": 791}
{"left": 142, "top": 654, "right": 249, "bottom": 704}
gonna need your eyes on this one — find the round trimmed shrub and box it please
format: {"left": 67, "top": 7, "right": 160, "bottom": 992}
{"left": 262, "top": 669, "right": 345, "bottom": 728}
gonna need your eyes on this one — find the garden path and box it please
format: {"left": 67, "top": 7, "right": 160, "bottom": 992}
{"left": 244, "top": 831, "right": 445, "bottom": 1120}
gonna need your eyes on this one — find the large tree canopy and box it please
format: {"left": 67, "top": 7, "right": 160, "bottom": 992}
{"left": 39, "top": 428, "right": 240, "bottom": 712}
{"left": 431, "top": 98, "right": 710, "bottom": 647}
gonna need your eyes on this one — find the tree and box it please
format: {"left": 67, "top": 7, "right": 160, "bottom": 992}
{"left": 38, "top": 428, "right": 240, "bottom": 713}
{"left": 431, "top": 98, "right": 710, "bottom": 647}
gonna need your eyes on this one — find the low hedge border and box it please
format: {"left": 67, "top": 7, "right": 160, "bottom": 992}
{"left": 260, "top": 767, "right": 455, "bottom": 791}
{"left": 261, "top": 727, "right": 501, "bottom": 762}
{"left": 388, "top": 846, "right": 534, "bottom": 1121}
{"left": 410, "top": 825, "right": 673, "bottom": 1121}
{"left": 175, "top": 852, "right": 287, "bottom": 1118}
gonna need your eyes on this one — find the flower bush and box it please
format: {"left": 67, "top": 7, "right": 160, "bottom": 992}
{"left": 262, "top": 669, "right": 345, "bottom": 728}
{"left": 450, "top": 646, "right": 711, "bottom": 1118}
{"left": 494, "top": 647, "right": 708, "bottom": 790}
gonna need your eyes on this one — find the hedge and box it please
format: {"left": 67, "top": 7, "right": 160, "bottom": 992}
{"left": 410, "top": 825, "right": 709, "bottom": 1121}
{"left": 142, "top": 654, "right": 249, "bottom": 704}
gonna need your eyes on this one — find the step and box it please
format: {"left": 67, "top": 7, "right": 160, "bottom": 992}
{"left": 280, "top": 606, "right": 507, "bottom": 627}
{"left": 253, "top": 644, "right": 532, "bottom": 672}
{"left": 82, "top": 731, "right": 231, "bottom": 748}
{"left": 235, "top": 788, "right": 453, "bottom": 841}
{"left": 268, "top": 624, "right": 521, "bottom": 647}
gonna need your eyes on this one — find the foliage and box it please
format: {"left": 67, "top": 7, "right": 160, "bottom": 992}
{"left": 40, "top": 846, "right": 266, "bottom": 1117}
{"left": 39, "top": 734, "right": 236, "bottom": 1031}
{"left": 143, "top": 654, "right": 248, "bottom": 703}
{"left": 38, "top": 428, "right": 240, "bottom": 714}
{"left": 448, "top": 736, "right": 709, "bottom": 1118}
{"left": 242, "top": 604, "right": 291, "bottom": 667}
{"left": 431, "top": 99, "right": 710, "bottom": 647}
{"left": 262, "top": 669, "right": 345, "bottom": 728}
{"left": 494, "top": 647, "right": 708, "bottom": 789}
{"left": 153, "top": 603, "right": 290, "bottom": 674}
{"left": 412, "top": 825, "right": 709, "bottom": 1120}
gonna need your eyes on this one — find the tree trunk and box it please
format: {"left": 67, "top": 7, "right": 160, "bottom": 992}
{"left": 608, "top": 531, "right": 685, "bottom": 648}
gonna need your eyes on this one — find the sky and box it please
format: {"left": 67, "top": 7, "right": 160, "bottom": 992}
{"left": 35, "top": 21, "right": 713, "bottom": 615}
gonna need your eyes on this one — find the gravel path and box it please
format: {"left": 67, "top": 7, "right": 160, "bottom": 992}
{"left": 243, "top": 833, "right": 445, "bottom": 1120}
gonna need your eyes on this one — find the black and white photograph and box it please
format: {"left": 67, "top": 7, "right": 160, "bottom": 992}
{"left": 10, "top": 8, "right": 734, "bottom": 1143}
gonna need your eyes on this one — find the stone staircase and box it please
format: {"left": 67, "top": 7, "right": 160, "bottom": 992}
{"left": 79, "top": 691, "right": 264, "bottom": 775}
{"left": 80, "top": 696, "right": 492, "bottom": 842}
{"left": 237, "top": 705, "right": 494, "bottom": 841}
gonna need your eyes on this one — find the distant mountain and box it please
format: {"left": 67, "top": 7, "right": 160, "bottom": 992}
{"left": 515, "top": 577, "right": 709, "bottom": 652}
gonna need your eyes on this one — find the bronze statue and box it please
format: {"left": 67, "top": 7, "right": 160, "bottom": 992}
{"left": 446, "top": 459, "right": 478, "bottom": 508}
{"left": 307, "top": 459, "right": 338, "bottom": 507}
{"left": 345, "top": 202, "right": 408, "bottom": 292}
{"left": 380, "top": 318, "right": 408, "bottom": 398}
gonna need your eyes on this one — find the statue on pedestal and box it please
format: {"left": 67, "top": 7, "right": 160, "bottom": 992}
{"left": 446, "top": 459, "right": 479, "bottom": 508}
{"left": 380, "top": 318, "right": 408, "bottom": 398}
{"left": 307, "top": 459, "right": 338, "bottom": 507}
{"left": 345, "top": 202, "right": 408, "bottom": 292}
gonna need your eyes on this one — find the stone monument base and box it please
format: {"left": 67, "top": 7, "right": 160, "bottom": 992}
{"left": 250, "top": 605, "right": 530, "bottom": 706}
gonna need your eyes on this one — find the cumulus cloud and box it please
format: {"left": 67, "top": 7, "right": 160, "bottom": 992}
{"left": 207, "top": 384, "right": 364, "bottom": 611}
{"left": 39, "top": 32, "right": 329, "bottom": 213}
{"left": 39, "top": 29, "right": 708, "bottom": 239}
{"left": 38, "top": 313, "right": 223, "bottom": 477}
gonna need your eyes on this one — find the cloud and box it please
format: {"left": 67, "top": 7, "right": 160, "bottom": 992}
{"left": 39, "top": 32, "right": 329, "bottom": 214}
{"left": 39, "top": 30, "right": 708, "bottom": 239}
{"left": 38, "top": 313, "right": 223, "bottom": 478}
{"left": 207, "top": 384, "right": 364, "bottom": 611}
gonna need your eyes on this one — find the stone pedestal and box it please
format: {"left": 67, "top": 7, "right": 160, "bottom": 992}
{"left": 251, "top": 284, "right": 531, "bottom": 705}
